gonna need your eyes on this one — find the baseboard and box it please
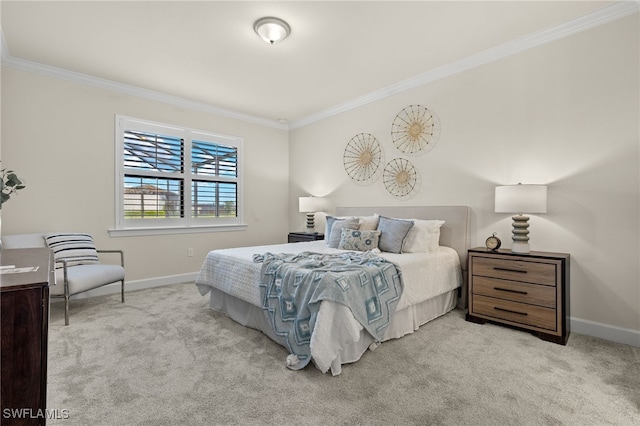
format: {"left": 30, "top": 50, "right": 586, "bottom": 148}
{"left": 570, "top": 317, "right": 640, "bottom": 348}
{"left": 50, "top": 272, "right": 199, "bottom": 301}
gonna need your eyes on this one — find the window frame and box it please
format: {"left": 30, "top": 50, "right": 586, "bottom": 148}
{"left": 112, "top": 115, "right": 245, "bottom": 236}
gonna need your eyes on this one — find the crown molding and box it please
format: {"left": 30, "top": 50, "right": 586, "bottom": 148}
{"left": 289, "top": 1, "right": 639, "bottom": 130}
{"left": 0, "top": 49, "right": 288, "bottom": 131}
{"left": 1, "top": 2, "right": 636, "bottom": 132}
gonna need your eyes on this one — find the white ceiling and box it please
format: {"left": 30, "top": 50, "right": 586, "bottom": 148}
{"left": 0, "top": 1, "right": 625, "bottom": 127}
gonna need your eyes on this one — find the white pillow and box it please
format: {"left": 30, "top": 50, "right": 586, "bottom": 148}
{"left": 45, "top": 233, "right": 100, "bottom": 268}
{"left": 402, "top": 219, "right": 445, "bottom": 253}
{"left": 358, "top": 214, "right": 379, "bottom": 231}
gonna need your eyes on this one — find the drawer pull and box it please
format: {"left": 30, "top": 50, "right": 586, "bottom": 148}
{"left": 494, "top": 306, "right": 528, "bottom": 316}
{"left": 493, "top": 267, "right": 527, "bottom": 274}
{"left": 494, "top": 286, "right": 528, "bottom": 295}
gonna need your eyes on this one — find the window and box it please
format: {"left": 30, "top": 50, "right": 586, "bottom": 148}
{"left": 114, "top": 116, "right": 243, "bottom": 234}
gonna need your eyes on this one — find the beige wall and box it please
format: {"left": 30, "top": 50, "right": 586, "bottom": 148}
{"left": 289, "top": 16, "right": 640, "bottom": 335}
{"left": 1, "top": 68, "right": 290, "bottom": 282}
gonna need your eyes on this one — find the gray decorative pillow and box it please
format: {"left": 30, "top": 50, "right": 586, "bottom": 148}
{"left": 377, "top": 216, "right": 414, "bottom": 253}
{"left": 325, "top": 216, "right": 346, "bottom": 238}
{"left": 45, "top": 233, "right": 100, "bottom": 268}
{"left": 338, "top": 229, "right": 381, "bottom": 252}
{"left": 326, "top": 217, "right": 359, "bottom": 248}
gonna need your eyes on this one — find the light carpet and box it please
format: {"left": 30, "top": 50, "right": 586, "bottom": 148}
{"left": 46, "top": 282, "right": 640, "bottom": 425}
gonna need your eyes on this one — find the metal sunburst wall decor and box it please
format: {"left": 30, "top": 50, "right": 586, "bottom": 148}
{"left": 383, "top": 158, "right": 420, "bottom": 199}
{"left": 391, "top": 105, "right": 441, "bottom": 155}
{"left": 343, "top": 133, "right": 383, "bottom": 184}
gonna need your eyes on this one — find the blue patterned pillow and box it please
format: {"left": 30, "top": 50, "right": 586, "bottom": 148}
{"left": 326, "top": 216, "right": 359, "bottom": 248}
{"left": 45, "top": 233, "right": 99, "bottom": 268}
{"left": 338, "top": 229, "right": 381, "bottom": 251}
{"left": 377, "top": 216, "right": 414, "bottom": 253}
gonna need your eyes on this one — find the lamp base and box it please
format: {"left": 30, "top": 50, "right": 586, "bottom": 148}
{"left": 511, "top": 241, "right": 530, "bottom": 254}
{"left": 305, "top": 212, "right": 315, "bottom": 233}
{"left": 511, "top": 214, "right": 530, "bottom": 253}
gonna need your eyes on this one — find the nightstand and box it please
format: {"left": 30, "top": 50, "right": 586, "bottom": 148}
{"left": 288, "top": 232, "right": 324, "bottom": 243}
{"left": 466, "top": 248, "right": 570, "bottom": 345}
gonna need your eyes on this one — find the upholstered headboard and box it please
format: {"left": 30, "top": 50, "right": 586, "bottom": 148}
{"left": 335, "top": 205, "right": 470, "bottom": 268}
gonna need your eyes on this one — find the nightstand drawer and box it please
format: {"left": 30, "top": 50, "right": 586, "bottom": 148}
{"left": 472, "top": 294, "right": 557, "bottom": 331}
{"left": 472, "top": 276, "right": 556, "bottom": 308}
{"left": 288, "top": 232, "right": 324, "bottom": 243}
{"left": 472, "top": 256, "right": 556, "bottom": 286}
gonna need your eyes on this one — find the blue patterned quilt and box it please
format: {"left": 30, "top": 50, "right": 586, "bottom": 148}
{"left": 253, "top": 251, "right": 403, "bottom": 370}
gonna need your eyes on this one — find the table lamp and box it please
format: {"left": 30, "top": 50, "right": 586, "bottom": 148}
{"left": 495, "top": 184, "right": 547, "bottom": 253}
{"left": 298, "top": 196, "right": 324, "bottom": 233}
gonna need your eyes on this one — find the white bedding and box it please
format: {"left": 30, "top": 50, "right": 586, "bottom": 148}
{"left": 196, "top": 240, "right": 461, "bottom": 310}
{"left": 195, "top": 240, "right": 463, "bottom": 374}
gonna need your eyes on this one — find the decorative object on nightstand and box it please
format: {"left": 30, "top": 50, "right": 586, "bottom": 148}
{"left": 288, "top": 232, "right": 325, "bottom": 243}
{"left": 495, "top": 183, "right": 547, "bottom": 254}
{"left": 466, "top": 248, "right": 570, "bottom": 345}
{"left": 298, "top": 196, "right": 324, "bottom": 233}
{"left": 485, "top": 232, "right": 501, "bottom": 251}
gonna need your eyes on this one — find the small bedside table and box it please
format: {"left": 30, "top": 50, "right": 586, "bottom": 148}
{"left": 288, "top": 232, "right": 324, "bottom": 243}
{"left": 466, "top": 248, "right": 570, "bottom": 345}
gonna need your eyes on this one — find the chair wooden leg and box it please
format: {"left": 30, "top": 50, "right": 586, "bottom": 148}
{"left": 121, "top": 280, "right": 125, "bottom": 303}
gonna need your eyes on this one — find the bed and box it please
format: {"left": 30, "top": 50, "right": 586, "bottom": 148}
{"left": 195, "top": 206, "right": 470, "bottom": 375}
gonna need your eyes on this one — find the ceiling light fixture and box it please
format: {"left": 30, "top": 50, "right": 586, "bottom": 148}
{"left": 253, "top": 17, "right": 291, "bottom": 45}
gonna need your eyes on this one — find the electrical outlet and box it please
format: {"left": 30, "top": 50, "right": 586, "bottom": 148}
{"left": 187, "top": 248, "right": 194, "bottom": 257}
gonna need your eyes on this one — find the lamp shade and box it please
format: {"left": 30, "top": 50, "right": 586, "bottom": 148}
{"left": 495, "top": 184, "right": 547, "bottom": 214}
{"left": 298, "top": 196, "right": 323, "bottom": 213}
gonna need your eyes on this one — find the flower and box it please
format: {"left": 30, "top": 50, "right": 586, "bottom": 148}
{"left": 1, "top": 163, "right": 26, "bottom": 207}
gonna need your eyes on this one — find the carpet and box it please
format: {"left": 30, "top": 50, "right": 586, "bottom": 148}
{"left": 46, "top": 282, "right": 640, "bottom": 425}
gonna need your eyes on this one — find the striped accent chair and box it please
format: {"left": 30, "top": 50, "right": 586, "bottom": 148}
{"left": 1, "top": 233, "right": 125, "bottom": 325}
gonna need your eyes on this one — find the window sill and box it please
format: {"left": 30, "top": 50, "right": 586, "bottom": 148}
{"left": 108, "top": 224, "right": 248, "bottom": 237}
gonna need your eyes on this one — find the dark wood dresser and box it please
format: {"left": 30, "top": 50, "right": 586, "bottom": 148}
{"left": 466, "top": 247, "right": 570, "bottom": 345}
{"left": 1, "top": 248, "right": 54, "bottom": 425}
